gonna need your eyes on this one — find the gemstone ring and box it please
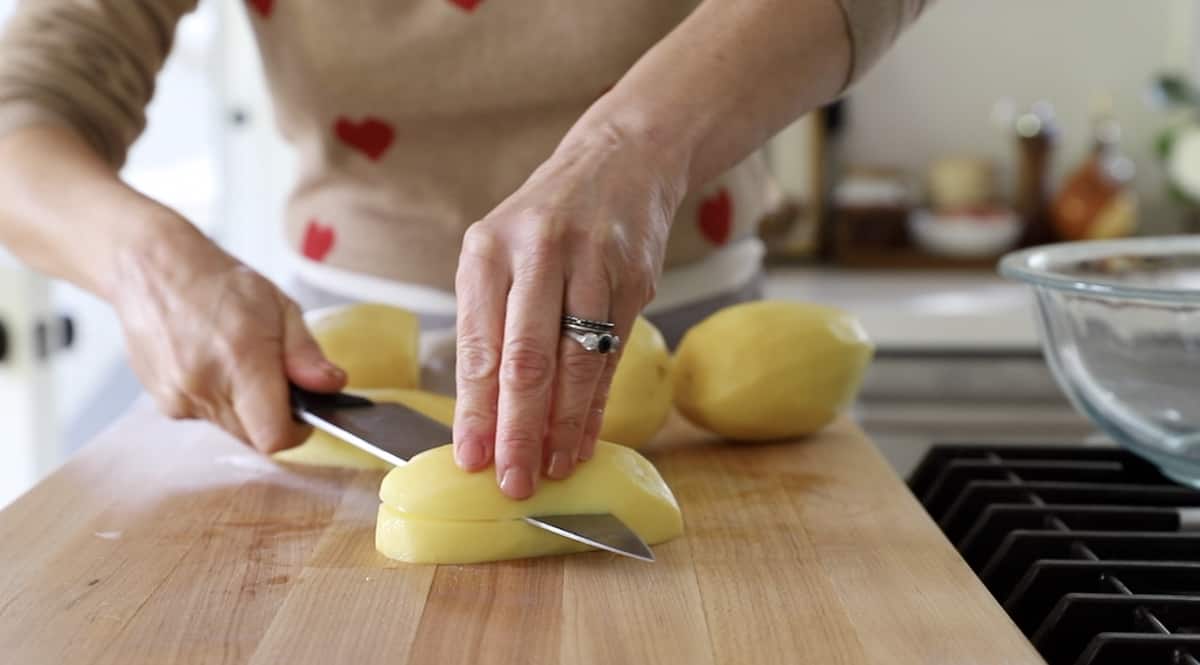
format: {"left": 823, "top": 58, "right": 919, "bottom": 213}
{"left": 561, "top": 315, "right": 620, "bottom": 354}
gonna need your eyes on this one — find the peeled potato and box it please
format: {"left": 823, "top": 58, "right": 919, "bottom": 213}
{"left": 376, "top": 506, "right": 596, "bottom": 563}
{"left": 596, "top": 317, "right": 673, "bottom": 449}
{"left": 376, "top": 441, "right": 683, "bottom": 564}
{"left": 673, "top": 300, "right": 873, "bottom": 441}
{"left": 273, "top": 388, "right": 455, "bottom": 470}
{"left": 308, "top": 303, "right": 420, "bottom": 389}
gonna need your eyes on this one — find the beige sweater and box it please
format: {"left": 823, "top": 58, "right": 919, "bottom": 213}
{"left": 0, "top": 0, "right": 924, "bottom": 295}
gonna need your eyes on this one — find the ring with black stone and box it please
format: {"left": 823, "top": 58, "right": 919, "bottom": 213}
{"left": 562, "top": 328, "right": 621, "bottom": 354}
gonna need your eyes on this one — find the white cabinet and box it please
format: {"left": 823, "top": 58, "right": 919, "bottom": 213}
{"left": 0, "top": 256, "right": 56, "bottom": 507}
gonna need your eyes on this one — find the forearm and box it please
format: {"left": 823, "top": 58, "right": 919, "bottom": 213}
{"left": 569, "top": 0, "right": 851, "bottom": 196}
{"left": 0, "top": 125, "right": 200, "bottom": 301}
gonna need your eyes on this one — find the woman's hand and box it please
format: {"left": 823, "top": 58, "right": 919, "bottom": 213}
{"left": 452, "top": 122, "right": 685, "bottom": 499}
{"left": 112, "top": 219, "right": 346, "bottom": 452}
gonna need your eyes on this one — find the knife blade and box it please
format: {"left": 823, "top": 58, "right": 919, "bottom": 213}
{"left": 290, "top": 386, "right": 453, "bottom": 467}
{"left": 289, "top": 385, "right": 655, "bottom": 562}
{"left": 523, "top": 513, "right": 655, "bottom": 562}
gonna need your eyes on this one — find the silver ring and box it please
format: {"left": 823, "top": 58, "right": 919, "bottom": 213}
{"left": 563, "top": 328, "right": 621, "bottom": 354}
{"left": 561, "top": 315, "right": 615, "bottom": 332}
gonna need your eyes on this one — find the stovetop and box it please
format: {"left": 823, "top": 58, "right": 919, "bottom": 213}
{"left": 910, "top": 444, "right": 1200, "bottom": 665}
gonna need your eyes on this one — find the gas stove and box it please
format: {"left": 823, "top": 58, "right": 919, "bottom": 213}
{"left": 911, "top": 444, "right": 1200, "bottom": 665}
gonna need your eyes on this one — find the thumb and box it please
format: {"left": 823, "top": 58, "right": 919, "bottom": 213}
{"left": 281, "top": 299, "right": 346, "bottom": 392}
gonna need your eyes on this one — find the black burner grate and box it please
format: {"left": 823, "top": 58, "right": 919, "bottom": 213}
{"left": 910, "top": 445, "right": 1200, "bottom": 665}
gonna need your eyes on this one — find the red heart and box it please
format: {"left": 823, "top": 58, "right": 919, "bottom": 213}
{"left": 448, "top": 0, "right": 483, "bottom": 11}
{"left": 334, "top": 116, "right": 395, "bottom": 162}
{"left": 247, "top": 0, "right": 273, "bottom": 18}
{"left": 698, "top": 189, "right": 733, "bottom": 246}
{"left": 302, "top": 220, "right": 335, "bottom": 261}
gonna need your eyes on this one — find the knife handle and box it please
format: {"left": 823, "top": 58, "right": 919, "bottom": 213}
{"left": 289, "top": 384, "right": 374, "bottom": 415}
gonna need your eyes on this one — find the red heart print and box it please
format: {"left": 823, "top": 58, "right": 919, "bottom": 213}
{"left": 448, "top": 0, "right": 483, "bottom": 11}
{"left": 247, "top": 0, "right": 273, "bottom": 18}
{"left": 698, "top": 189, "right": 733, "bottom": 246}
{"left": 302, "top": 220, "right": 335, "bottom": 261}
{"left": 334, "top": 116, "right": 395, "bottom": 162}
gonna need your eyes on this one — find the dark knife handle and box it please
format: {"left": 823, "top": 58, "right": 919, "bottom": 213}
{"left": 289, "top": 384, "right": 374, "bottom": 415}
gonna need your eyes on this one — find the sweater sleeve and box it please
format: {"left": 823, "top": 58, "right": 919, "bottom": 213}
{"left": 0, "top": 0, "right": 199, "bottom": 168}
{"left": 833, "top": 0, "right": 930, "bottom": 90}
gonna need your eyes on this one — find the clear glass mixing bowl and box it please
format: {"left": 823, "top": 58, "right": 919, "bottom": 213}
{"left": 1000, "top": 236, "right": 1200, "bottom": 487}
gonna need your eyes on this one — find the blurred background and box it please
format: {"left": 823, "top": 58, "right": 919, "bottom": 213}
{"left": 2, "top": 0, "right": 1198, "bottom": 506}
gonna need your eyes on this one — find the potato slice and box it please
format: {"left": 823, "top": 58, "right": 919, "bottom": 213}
{"left": 308, "top": 303, "right": 420, "bottom": 389}
{"left": 375, "top": 506, "right": 594, "bottom": 564}
{"left": 376, "top": 442, "right": 683, "bottom": 563}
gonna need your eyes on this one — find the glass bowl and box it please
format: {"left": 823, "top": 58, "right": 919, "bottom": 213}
{"left": 1000, "top": 236, "right": 1200, "bottom": 487}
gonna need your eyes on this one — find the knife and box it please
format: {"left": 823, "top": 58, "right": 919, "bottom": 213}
{"left": 290, "top": 386, "right": 655, "bottom": 562}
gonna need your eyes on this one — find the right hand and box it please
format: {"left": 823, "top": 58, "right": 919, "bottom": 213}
{"left": 111, "top": 217, "right": 346, "bottom": 452}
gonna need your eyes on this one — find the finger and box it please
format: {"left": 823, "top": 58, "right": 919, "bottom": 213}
{"left": 183, "top": 381, "right": 248, "bottom": 443}
{"left": 280, "top": 296, "right": 346, "bottom": 391}
{"left": 579, "top": 297, "right": 640, "bottom": 462}
{"left": 494, "top": 252, "right": 564, "bottom": 499}
{"left": 231, "top": 336, "right": 308, "bottom": 454}
{"left": 544, "top": 276, "right": 610, "bottom": 480}
{"left": 579, "top": 356, "right": 616, "bottom": 462}
{"left": 204, "top": 397, "right": 254, "bottom": 446}
{"left": 453, "top": 226, "right": 507, "bottom": 472}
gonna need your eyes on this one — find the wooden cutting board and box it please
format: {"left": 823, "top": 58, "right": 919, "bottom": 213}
{"left": 0, "top": 401, "right": 1044, "bottom": 665}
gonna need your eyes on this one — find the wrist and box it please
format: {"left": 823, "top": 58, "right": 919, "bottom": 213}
{"left": 559, "top": 111, "right": 691, "bottom": 222}
{"left": 106, "top": 202, "right": 228, "bottom": 307}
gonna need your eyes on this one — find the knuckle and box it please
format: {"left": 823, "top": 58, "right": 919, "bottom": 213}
{"left": 455, "top": 405, "right": 496, "bottom": 434}
{"left": 583, "top": 223, "right": 620, "bottom": 256}
{"left": 620, "top": 266, "right": 655, "bottom": 305}
{"left": 457, "top": 337, "right": 500, "bottom": 382}
{"left": 639, "top": 275, "right": 657, "bottom": 305}
{"left": 592, "top": 374, "right": 615, "bottom": 404}
{"left": 514, "top": 248, "right": 558, "bottom": 283}
{"left": 519, "top": 213, "right": 565, "bottom": 259}
{"left": 583, "top": 408, "right": 605, "bottom": 439}
{"left": 218, "top": 320, "right": 262, "bottom": 359}
{"left": 496, "top": 427, "right": 543, "bottom": 459}
{"left": 174, "top": 374, "right": 203, "bottom": 402}
{"left": 460, "top": 223, "right": 500, "bottom": 264}
{"left": 252, "top": 421, "right": 296, "bottom": 453}
{"left": 559, "top": 349, "right": 603, "bottom": 385}
{"left": 157, "top": 390, "right": 192, "bottom": 419}
{"left": 553, "top": 412, "right": 586, "bottom": 436}
{"left": 500, "top": 340, "right": 554, "bottom": 393}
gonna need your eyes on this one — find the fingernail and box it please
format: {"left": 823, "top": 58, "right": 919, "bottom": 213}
{"left": 547, "top": 451, "right": 573, "bottom": 480}
{"left": 500, "top": 467, "right": 534, "bottom": 499}
{"left": 321, "top": 361, "right": 345, "bottom": 380}
{"left": 457, "top": 440, "right": 486, "bottom": 469}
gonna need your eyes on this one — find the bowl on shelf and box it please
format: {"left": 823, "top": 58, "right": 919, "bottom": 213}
{"left": 908, "top": 208, "right": 1021, "bottom": 258}
{"left": 1001, "top": 236, "right": 1200, "bottom": 486}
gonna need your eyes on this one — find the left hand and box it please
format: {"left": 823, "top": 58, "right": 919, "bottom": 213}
{"left": 452, "top": 123, "right": 683, "bottom": 499}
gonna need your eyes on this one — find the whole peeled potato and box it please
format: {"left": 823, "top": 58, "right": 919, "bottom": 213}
{"left": 673, "top": 301, "right": 873, "bottom": 440}
{"left": 598, "top": 317, "right": 673, "bottom": 449}
{"left": 307, "top": 303, "right": 420, "bottom": 390}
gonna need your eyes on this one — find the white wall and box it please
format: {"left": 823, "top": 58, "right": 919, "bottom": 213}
{"left": 840, "top": 0, "right": 1197, "bottom": 233}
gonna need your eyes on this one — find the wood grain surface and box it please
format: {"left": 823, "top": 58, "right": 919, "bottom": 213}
{"left": 0, "top": 401, "right": 1044, "bottom": 664}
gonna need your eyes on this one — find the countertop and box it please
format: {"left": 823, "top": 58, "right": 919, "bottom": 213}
{"left": 765, "top": 266, "right": 1041, "bottom": 352}
{"left": 0, "top": 402, "right": 1043, "bottom": 664}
